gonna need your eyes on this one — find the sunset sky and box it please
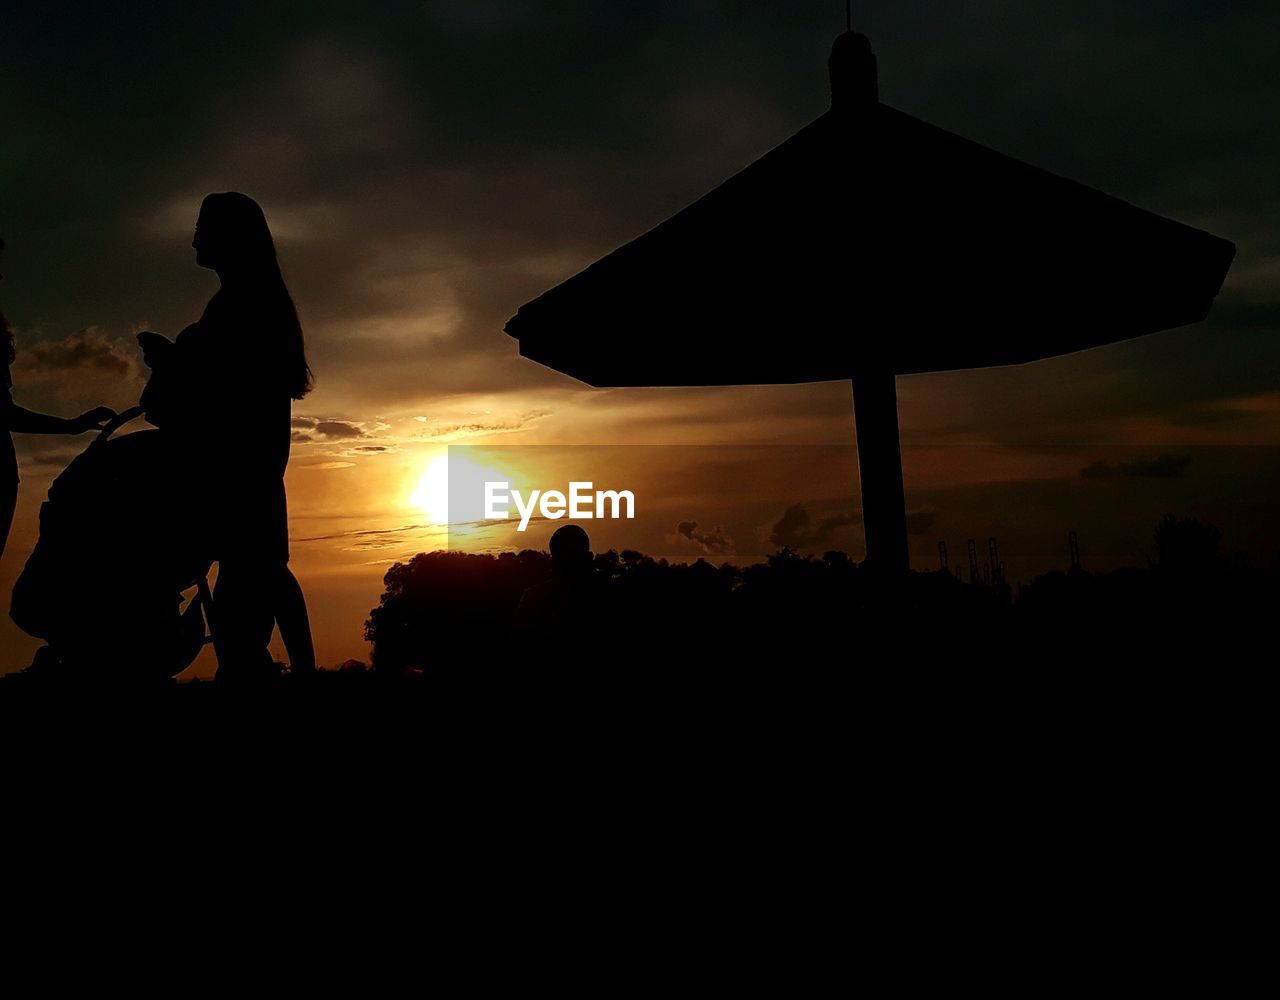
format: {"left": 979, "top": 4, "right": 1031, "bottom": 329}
{"left": 2, "top": 2, "right": 1278, "bottom": 672}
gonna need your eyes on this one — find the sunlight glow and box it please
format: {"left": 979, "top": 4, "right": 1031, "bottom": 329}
{"left": 411, "top": 455, "right": 451, "bottom": 525}
{"left": 409, "top": 451, "right": 516, "bottom": 526}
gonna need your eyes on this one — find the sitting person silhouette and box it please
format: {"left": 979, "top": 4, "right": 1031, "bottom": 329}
{"left": 513, "top": 524, "right": 605, "bottom": 634}
{"left": 1, "top": 236, "right": 116, "bottom": 564}
{"left": 136, "top": 194, "right": 314, "bottom": 680}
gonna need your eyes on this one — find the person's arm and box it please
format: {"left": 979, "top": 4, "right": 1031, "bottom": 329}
{"left": 2, "top": 396, "right": 115, "bottom": 435}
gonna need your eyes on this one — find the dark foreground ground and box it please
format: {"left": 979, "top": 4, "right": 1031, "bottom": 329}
{"left": 4, "top": 531, "right": 1267, "bottom": 982}
{"left": 3, "top": 523, "right": 1270, "bottom": 849}
{"left": 2, "top": 619, "right": 1264, "bottom": 978}
{"left": 1, "top": 621, "right": 1263, "bottom": 760}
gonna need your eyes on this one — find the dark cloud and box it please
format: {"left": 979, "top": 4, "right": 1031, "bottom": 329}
{"left": 297, "top": 523, "right": 426, "bottom": 548}
{"left": 1080, "top": 455, "right": 1193, "bottom": 480}
{"left": 312, "top": 420, "right": 365, "bottom": 439}
{"left": 676, "top": 519, "right": 732, "bottom": 554}
{"left": 424, "top": 409, "right": 551, "bottom": 439}
{"left": 768, "top": 503, "right": 861, "bottom": 550}
{"left": 14, "top": 330, "right": 133, "bottom": 377}
{"left": 767, "top": 502, "right": 938, "bottom": 547}
{"left": 10, "top": 1, "right": 1272, "bottom": 418}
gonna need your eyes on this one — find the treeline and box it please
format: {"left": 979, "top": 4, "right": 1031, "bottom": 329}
{"left": 364, "top": 516, "right": 1277, "bottom": 675}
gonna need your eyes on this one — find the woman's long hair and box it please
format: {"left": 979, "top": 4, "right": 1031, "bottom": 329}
{"left": 198, "top": 193, "right": 313, "bottom": 399}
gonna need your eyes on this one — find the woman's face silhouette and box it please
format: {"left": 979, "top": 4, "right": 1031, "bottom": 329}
{"left": 192, "top": 214, "right": 220, "bottom": 271}
{"left": 191, "top": 194, "right": 274, "bottom": 275}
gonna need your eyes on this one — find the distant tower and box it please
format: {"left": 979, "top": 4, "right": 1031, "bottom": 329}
{"left": 967, "top": 538, "right": 979, "bottom": 585}
{"left": 1069, "top": 529, "right": 1081, "bottom": 571}
{"left": 988, "top": 536, "right": 1005, "bottom": 586}
{"left": 938, "top": 540, "right": 949, "bottom": 574}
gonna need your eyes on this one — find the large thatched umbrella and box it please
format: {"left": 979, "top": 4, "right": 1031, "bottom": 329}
{"left": 506, "top": 30, "right": 1235, "bottom": 573}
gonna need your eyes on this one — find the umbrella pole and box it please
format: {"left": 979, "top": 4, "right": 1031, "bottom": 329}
{"left": 852, "top": 370, "right": 910, "bottom": 574}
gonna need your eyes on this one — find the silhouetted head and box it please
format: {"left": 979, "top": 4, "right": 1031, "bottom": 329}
{"left": 549, "top": 524, "right": 592, "bottom": 577}
{"left": 192, "top": 192, "right": 278, "bottom": 274}
{"left": 191, "top": 193, "right": 313, "bottom": 398}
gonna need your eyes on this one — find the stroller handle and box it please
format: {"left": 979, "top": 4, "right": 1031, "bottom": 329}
{"left": 97, "top": 405, "right": 147, "bottom": 442}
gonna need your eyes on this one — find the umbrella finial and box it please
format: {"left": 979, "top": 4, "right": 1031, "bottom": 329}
{"left": 829, "top": 30, "right": 878, "bottom": 109}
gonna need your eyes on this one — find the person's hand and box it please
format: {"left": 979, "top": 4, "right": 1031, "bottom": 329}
{"left": 73, "top": 406, "right": 117, "bottom": 433}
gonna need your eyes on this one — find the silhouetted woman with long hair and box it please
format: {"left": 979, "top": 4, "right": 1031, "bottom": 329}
{"left": 138, "top": 194, "right": 314, "bottom": 679}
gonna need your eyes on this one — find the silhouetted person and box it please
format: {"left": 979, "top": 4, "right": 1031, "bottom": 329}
{"left": 513, "top": 524, "right": 604, "bottom": 635}
{"left": 1, "top": 236, "right": 116, "bottom": 564}
{"left": 137, "top": 194, "right": 314, "bottom": 680}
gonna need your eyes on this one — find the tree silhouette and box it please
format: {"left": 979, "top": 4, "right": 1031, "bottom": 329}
{"left": 1154, "top": 514, "right": 1222, "bottom": 576}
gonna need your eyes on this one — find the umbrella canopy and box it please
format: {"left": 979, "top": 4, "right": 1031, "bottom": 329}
{"left": 505, "top": 31, "right": 1235, "bottom": 574}
{"left": 506, "top": 35, "right": 1234, "bottom": 387}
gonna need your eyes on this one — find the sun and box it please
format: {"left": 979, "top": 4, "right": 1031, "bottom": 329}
{"left": 409, "top": 451, "right": 515, "bottom": 526}
{"left": 410, "top": 455, "right": 451, "bottom": 525}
